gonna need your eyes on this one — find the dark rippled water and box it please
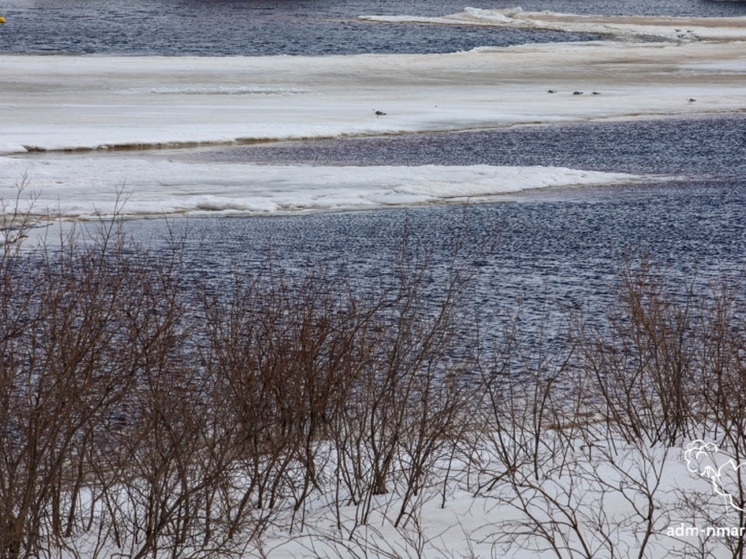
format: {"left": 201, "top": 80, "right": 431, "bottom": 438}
{"left": 1, "top": 0, "right": 746, "bottom": 55}
{"left": 4, "top": 0, "right": 745, "bottom": 331}
{"left": 186, "top": 114, "right": 746, "bottom": 178}
{"left": 130, "top": 177, "right": 745, "bottom": 347}
{"left": 133, "top": 114, "right": 746, "bottom": 337}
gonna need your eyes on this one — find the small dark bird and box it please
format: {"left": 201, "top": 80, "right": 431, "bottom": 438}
{"left": 592, "top": 91, "right": 601, "bottom": 95}
{"left": 547, "top": 89, "right": 557, "bottom": 94}
{"left": 573, "top": 91, "right": 583, "bottom": 95}
{"left": 374, "top": 110, "right": 386, "bottom": 117}
{"left": 688, "top": 98, "right": 696, "bottom": 103}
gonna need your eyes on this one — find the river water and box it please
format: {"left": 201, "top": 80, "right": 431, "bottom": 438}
{"left": 3, "top": 0, "right": 745, "bottom": 55}
{"left": 2, "top": 0, "right": 744, "bottom": 332}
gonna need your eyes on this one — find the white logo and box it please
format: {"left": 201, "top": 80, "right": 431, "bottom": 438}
{"left": 685, "top": 440, "right": 746, "bottom": 512}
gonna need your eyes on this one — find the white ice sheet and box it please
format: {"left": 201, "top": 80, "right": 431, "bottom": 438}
{"left": 1, "top": 37, "right": 744, "bottom": 155}
{"left": 0, "top": 157, "right": 651, "bottom": 219}
{"left": 1, "top": 10, "right": 743, "bottom": 218}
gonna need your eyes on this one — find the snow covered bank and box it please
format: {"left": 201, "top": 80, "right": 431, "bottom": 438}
{"left": 2, "top": 230, "right": 744, "bottom": 559}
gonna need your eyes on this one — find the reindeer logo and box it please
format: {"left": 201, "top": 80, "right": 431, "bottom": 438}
{"left": 685, "top": 440, "right": 746, "bottom": 512}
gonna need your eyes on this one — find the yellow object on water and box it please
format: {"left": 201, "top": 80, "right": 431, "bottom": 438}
{"left": 0, "top": 16, "right": 6, "bottom": 23}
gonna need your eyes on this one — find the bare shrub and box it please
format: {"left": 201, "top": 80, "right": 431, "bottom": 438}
{"left": 574, "top": 262, "right": 705, "bottom": 446}
{"left": 199, "top": 265, "right": 364, "bottom": 536}
{"left": 4, "top": 187, "right": 746, "bottom": 559}
{"left": 0, "top": 217, "right": 142, "bottom": 558}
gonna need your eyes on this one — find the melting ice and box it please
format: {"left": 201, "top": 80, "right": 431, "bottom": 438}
{"left": 1, "top": 9, "right": 744, "bottom": 219}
